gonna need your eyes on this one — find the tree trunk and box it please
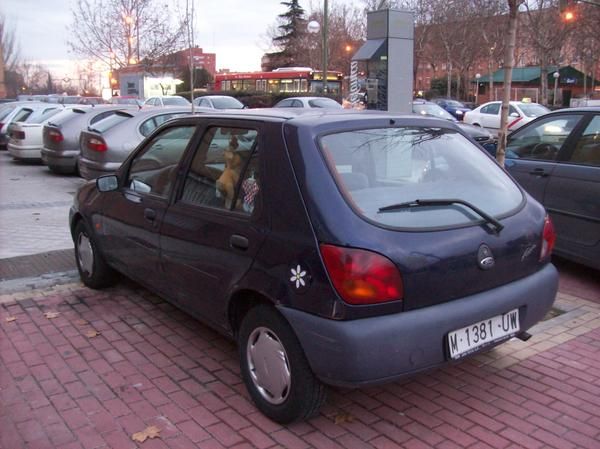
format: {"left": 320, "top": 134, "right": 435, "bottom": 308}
{"left": 540, "top": 57, "right": 549, "bottom": 106}
{"left": 447, "top": 59, "right": 452, "bottom": 97}
{"left": 488, "top": 58, "right": 494, "bottom": 101}
{"left": 497, "top": 0, "right": 521, "bottom": 167}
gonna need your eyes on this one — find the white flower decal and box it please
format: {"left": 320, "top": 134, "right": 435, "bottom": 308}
{"left": 290, "top": 265, "right": 307, "bottom": 289}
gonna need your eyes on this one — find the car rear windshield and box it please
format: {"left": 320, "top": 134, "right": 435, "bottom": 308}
{"left": 413, "top": 103, "right": 455, "bottom": 121}
{"left": 90, "top": 111, "right": 135, "bottom": 133}
{"left": 12, "top": 108, "right": 34, "bottom": 123}
{"left": 320, "top": 127, "right": 523, "bottom": 230}
{"left": 0, "top": 106, "right": 16, "bottom": 121}
{"left": 31, "top": 108, "right": 63, "bottom": 124}
{"left": 307, "top": 98, "right": 342, "bottom": 109}
{"left": 519, "top": 103, "right": 550, "bottom": 117}
{"left": 163, "top": 97, "right": 190, "bottom": 106}
{"left": 210, "top": 97, "right": 244, "bottom": 109}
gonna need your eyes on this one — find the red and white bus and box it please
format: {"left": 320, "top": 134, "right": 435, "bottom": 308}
{"left": 214, "top": 67, "right": 343, "bottom": 94}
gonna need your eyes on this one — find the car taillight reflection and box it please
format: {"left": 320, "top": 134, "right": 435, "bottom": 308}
{"left": 320, "top": 244, "right": 404, "bottom": 305}
{"left": 48, "top": 129, "right": 64, "bottom": 143}
{"left": 540, "top": 215, "right": 556, "bottom": 261}
{"left": 88, "top": 137, "right": 107, "bottom": 152}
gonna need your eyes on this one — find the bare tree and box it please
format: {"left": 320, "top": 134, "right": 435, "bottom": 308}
{"left": 497, "top": 0, "right": 524, "bottom": 166}
{"left": 69, "top": 0, "right": 186, "bottom": 69}
{"left": 566, "top": 2, "right": 600, "bottom": 97}
{"left": 522, "top": 0, "right": 574, "bottom": 106}
{"left": 0, "top": 12, "right": 20, "bottom": 72}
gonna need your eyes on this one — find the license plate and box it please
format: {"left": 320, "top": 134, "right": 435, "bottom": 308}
{"left": 448, "top": 309, "right": 520, "bottom": 359}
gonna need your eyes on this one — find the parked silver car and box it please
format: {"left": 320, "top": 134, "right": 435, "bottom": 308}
{"left": 41, "top": 105, "right": 137, "bottom": 174}
{"left": 143, "top": 96, "right": 191, "bottom": 107}
{"left": 193, "top": 95, "right": 245, "bottom": 109}
{"left": 78, "top": 106, "right": 202, "bottom": 180}
{"left": 0, "top": 102, "right": 61, "bottom": 149}
{"left": 7, "top": 106, "right": 65, "bottom": 160}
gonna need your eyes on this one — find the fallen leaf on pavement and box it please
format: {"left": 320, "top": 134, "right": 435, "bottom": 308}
{"left": 75, "top": 319, "right": 88, "bottom": 326}
{"left": 5, "top": 316, "right": 17, "bottom": 323}
{"left": 131, "top": 425, "right": 161, "bottom": 443}
{"left": 44, "top": 312, "right": 60, "bottom": 319}
{"left": 85, "top": 330, "right": 100, "bottom": 338}
{"left": 334, "top": 412, "right": 354, "bottom": 424}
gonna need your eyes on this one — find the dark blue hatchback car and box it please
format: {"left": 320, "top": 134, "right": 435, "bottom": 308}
{"left": 69, "top": 109, "right": 558, "bottom": 423}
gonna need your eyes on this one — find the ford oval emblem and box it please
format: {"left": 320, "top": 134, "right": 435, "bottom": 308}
{"left": 477, "top": 244, "right": 495, "bottom": 270}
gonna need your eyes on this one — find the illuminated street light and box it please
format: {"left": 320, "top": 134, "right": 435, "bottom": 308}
{"left": 475, "top": 73, "right": 481, "bottom": 105}
{"left": 553, "top": 71, "right": 560, "bottom": 107}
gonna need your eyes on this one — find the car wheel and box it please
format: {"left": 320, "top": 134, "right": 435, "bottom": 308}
{"left": 239, "top": 305, "right": 326, "bottom": 423}
{"left": 73, "top": 221, "right": 117, "bottom": 289}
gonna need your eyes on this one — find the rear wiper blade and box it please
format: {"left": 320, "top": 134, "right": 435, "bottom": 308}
{"left": 378, "top": 198, "right": 504, "bottom": 234}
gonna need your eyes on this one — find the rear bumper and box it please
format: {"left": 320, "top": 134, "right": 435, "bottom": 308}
{"left": 8, "top": 143, "right": 42, "bottom": 159}
{"left": 280, "top": 263, "right": 558, "bottom": 387}
{"left": 78, "top": 158, "right": 121, "bottom": 180}
{"left": 41, "top": 147, "right": 79, "bottom": 171}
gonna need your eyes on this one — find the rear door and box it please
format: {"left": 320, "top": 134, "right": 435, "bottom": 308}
{"left": 97, "top": 124, "right": 197, "bottom": 289}
{"left": 543, "top": 113, "right": 600, "bottom": 266}
{"left": 505, "top": 112, "right": 585, "bottom": 203}
{"left": 159, "top": 121, "right": 267, "bottom": 330}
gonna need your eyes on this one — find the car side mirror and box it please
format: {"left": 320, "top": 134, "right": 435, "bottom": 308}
{"left": 510, "top": 112, "right": 520, "bottom": 118}
{"left": 96, "top": 175, "right": 118, "bottom": 192}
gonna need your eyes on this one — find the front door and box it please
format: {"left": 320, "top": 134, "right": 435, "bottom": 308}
{"left": 505, "top": 113, "right": 584, "bottom": 203}
{"left": 98, "top": 124, "right": 197, "bottom": 289}
{"left": 160, "top": 122, "right": 267, "bottom": 331}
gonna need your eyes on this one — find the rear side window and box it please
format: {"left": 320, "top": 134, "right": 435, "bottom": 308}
{"left": 569, "top": 115, "right": 600, "bottom": 166}
{"left": 320, "top": 127, "right": 523, "bottom": 229}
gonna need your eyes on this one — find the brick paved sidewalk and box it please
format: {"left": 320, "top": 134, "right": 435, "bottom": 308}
{"left": 1, "top": 281, "right": 599, "bottom": 449}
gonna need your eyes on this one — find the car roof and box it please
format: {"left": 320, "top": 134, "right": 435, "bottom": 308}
{"left": 166, "top": 108, "right": 462, "bottom": 130}
{"left": 551, "top": 106, "right": 600, "bottom": 113}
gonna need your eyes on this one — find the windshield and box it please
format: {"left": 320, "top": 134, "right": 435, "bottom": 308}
{"left": 445, "top": 100, "right": 465, "bottom": 108}
{"left": 0, "top": 106, "right": 16, "bottom": 121}
{"left": 320, "top": 127, "right": 523, "bottom": 229}
{"left": 163, "top": 97, "right": 190, "bottom": 106}
{"left": 519, "top": 103, "right": 550, "bottom": 117}
{"left": 31, "top": 108, "right": 63, "bottom": 124}
{"left": 211, "top": 97, "right": 244, "bottom": 109}
{"left": 412, "top": 103, "right": 456, "bottom": 121}
{"left": 308, "top": 98, "right": 342, "bottom": 109}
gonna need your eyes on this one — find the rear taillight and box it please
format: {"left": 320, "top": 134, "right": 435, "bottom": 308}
{"left": 508, "top": 117, "right": 522, "bottom": 129}
{"left": 540, "top": 215, "right": 556, "bottom": 261}
{"left": 320, "top": 244, "right": 403, "bottom": 305}
{"left": 12, "top": 131, "right": 25, "bottom": 140}
{"left": 48, "top": 129, "right": 64, "bottom": 143}
{"left": 0, "top": 123, "right": 4, "bottom": 131}
{"left": 87, "top": 137, "right": 107, "bottom": 152}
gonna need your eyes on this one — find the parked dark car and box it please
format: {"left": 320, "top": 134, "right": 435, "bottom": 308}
{"left": 413, "top": 99, "right": 495, "bottom": 149}
{"left": 432, "top": 98, "right": 472, "bottom": 120}
{"left": 78, "top": 106, "right": 205, "bottom": 180}
{"left": 70, "top": 109, "right": 558, "bottom": 423}
{"left": 504, "top": 107, "right": 600, "bottom": 270}
{"left": 42, "top": 105, "right": 137, "bottom": 174}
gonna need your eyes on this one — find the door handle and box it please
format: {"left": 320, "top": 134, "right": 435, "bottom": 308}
{"left": 230, "top": 234, "right": 249, "bottom": 250}
{"left": 144, "top": 208, "right": 156, "bottom": 222}
{"left": 528, "top": 168, "right": 549, "bottom": 177}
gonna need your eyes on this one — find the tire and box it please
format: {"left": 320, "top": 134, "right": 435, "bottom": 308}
{"left": 73, "top": 221, "right": 117, "bottom": 289}
{"left": 239, "top": 305, "right": 326, "bottom": 423}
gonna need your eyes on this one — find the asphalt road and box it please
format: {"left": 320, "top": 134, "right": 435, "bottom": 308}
{"left": 0, "top": 150, "right": 85, "bottom": 259}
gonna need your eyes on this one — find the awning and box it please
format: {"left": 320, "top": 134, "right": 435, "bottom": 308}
{"left": 352, "top": 39, "right": 386, "bottom": 61}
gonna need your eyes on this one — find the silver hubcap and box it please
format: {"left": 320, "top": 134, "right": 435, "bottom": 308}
{"left": 246, "top": 326, "right": 291, "bottom": 405}
{"left": 77, "top": 232, "right": 94, "bottom": 276}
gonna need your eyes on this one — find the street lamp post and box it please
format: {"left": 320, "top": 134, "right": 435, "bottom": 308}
{"left": 475, "top": 73, "right": 481, "bottom": 105}
{"left": 553, "top": 71, "right": 560, "bottom": 107}
{"left": 322, "top": 0, "right": 328, "bottom": 93}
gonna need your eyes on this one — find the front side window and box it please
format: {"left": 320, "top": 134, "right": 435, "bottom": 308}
{"left": 506, "top": 114, "right": 582, "bottom": 161}
{"left": 320, "top": 127, "right": 523, "bottom": 229}
{"left": 127, "top": 126, "right": 196, "bottom": 197}
{"left": 180, "top": 126, "right": 259, "bottom": 214}
{"left": 569, "top": 115, "right": 600, "bottom": 166}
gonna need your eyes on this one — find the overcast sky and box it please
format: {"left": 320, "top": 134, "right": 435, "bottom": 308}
{"left": 3, "top": 0, "right": 359, "bottom": 76}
